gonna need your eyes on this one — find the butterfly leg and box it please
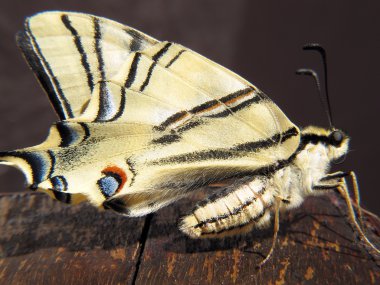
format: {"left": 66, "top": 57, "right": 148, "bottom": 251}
{"left": 345, "top": 171, "right": 380, "bottom": 227}
{"left": 335, "top": 181, "right": 380, "bottom": 254}
{"left": 345, "top": 171, "right": 363, "bottom": 228}
{"left": 317, "top": 171, "right": 363, "bottom": 227}
{"left": 315, "top": 171, "right": 348, "bottom": 189}
{"left": 315, "top": 173, "right": 380, "bottom": 254}
{"left": 257, "top": 196, "right": 281, "bottom": 267}
{"left": 179, "top": 177, "right": 274, "bottom": 238}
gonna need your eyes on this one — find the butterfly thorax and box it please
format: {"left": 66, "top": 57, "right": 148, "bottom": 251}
{"left": 272, "top": 125, "right": 350, "bottom": 210}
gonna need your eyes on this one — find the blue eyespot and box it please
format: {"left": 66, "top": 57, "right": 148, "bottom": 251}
{"left": 98, "top": 166, "right": 127, "bottom": 198}
{"left": 97, "top": 174, "right": 121, "bottom": 198}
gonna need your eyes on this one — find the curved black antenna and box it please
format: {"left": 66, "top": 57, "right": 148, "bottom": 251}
{"left": 301, "top": 43, "right": 334, "bottom": 128}
{"left": 295, "top": 69, "right": 321, "bottom": 89}
{"left": 296, "top": 68, "right": 333, "bottom": 127}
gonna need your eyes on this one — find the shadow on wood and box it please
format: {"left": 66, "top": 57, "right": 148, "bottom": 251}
{"left": 0, "top": 191, "right": 379, "bottom": 284}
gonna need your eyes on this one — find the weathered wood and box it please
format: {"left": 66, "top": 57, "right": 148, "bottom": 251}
{"left": 136, "top": 192, "right": 380, "bottom": 284}
{"left": 0, "top": 191, "right": 379, "bottom": 284}
{"left": 0, "top": 193, "right": 146, "bottom": 285}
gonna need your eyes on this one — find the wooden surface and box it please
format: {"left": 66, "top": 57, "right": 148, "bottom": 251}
{"left": 0, "top": 191, "right": 379, "bottom": 285}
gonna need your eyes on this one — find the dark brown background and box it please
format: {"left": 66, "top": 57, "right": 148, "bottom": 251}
{"left": 0, "top": 1, "right": 379, "bottom": 215}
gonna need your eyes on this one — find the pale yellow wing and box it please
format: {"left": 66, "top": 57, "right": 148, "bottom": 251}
{"left": 0, "top": 121, "right": 155, "bottom": 206}
{"left": 17, "top": 11, "right": 158, "bottom": 119}
{"left": 64, "top": 42, "right": 301, "bottom": 215}
{"left": 1, "top": 12, "right": 300, "bottom": 216}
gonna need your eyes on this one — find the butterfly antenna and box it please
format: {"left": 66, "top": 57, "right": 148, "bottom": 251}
{"left": 295, "top": 68, "right": 332, "bottom": 126}
{"left": 297, "top": 43, "right": 334, "bottom": 128}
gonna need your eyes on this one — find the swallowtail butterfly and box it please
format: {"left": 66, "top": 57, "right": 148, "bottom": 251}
{"left": 0, "top": 11, "right": 378, "bottom": 265}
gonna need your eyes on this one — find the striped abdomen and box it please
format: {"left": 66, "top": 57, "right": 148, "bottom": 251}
{"left": 180, "top": 178, "right": 273, "bottom": 238}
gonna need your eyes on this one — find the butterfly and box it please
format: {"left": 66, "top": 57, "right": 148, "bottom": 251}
{"left": 0, "top": 11, "right": 378, "bottom": 266}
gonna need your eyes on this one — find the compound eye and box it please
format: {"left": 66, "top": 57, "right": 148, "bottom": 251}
{"left": 330, "top": 130, "right": 344, "bottom": 145}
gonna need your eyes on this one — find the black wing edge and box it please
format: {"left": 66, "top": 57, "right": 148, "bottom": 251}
{"left": 16, "top": 30, "right": 70, "bottom": 120}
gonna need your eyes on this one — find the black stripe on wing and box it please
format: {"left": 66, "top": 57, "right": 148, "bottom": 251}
{"left": 153, "top": 87, "right": 258, "bottom": 134}
{"left": 55, "top": 122, "right": 91, "bottom": 146}
{"left": 153, "top": 111, "right": 188, "bottom": 132}
{"left": 61, "top": 14, "right": 95, "bottom": 93}
{"left": 165, "top": 49, "right": 186, "bottom": 68}
{"left": 97, "top": 52, "right": 141, "bottom": 122}
{"left": 47, "top": 150, "right": 56, "bottom": 178}
{"left": 78, "top": 122, "right": 91, "bottom": 142}
{"left": 188, "top": 87, "right": 257, "bottom": 114}
{"left": 107, "top": 87, "right": 127, "bottom": 122}
{"left": 93, "top": 18, "right": 117, "bottom": 122}
{"left": 233, "top": 127, "right": 299, "bottom": 151}
{"left": 152, "top": 42, "right": 172, "bottom": 62}
{"left": 124, "top": 29, "right": 145, "bottom": 52}
{"left": 136, "top": 43, "right": 174, "bottom": 92}
{"left": 56, "top": 122, "right": 80, "bottom": 147}
{"left": 140, "top": 62, "right": 157, "bottom": 92}
{"left": 94, "top": 17, "right": 106, "bottom": 81}
{"left": 95, "top": 84, "right": 116, "bottom": 121}
{"left": 16, "top": 31, "right": 73, "bottom": 119}
{"left": 125, "top": 53, "right": 142, "bottom": 88}
{"left": 150, "top": 127, "right": 299, "bottom": 165}
{"left": 1, "top": 151, "right": 52, "bottom": 188}
{"left": 151, "top": 133, "right": 181, "bottom": 145}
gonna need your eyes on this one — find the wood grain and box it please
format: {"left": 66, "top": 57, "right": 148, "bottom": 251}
{"left": 0, "top": 193, "right": 146, "bottom": 285}
{"left": 135, "top": 192, "right": 380, "bottom": 284}
{"left": 0, "top": 191, "right": 379, "bottom": 284}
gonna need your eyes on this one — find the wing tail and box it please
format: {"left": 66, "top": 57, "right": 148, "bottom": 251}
{"left": 0, "top": 121, "right": 154, "bottom": 206}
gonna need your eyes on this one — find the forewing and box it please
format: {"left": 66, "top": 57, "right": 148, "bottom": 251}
{"left": 17, "top": 11, "right": 158, "bottom": 119}
{"left": 78, "top": 41, "right": 300, "bottom": 167}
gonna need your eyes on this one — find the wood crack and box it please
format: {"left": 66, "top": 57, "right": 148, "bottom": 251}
{"left": 131, "top": 213, "right": 154, "bottom": 285}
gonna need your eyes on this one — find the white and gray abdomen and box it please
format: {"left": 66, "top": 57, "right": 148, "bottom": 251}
{"left": 179, "top": 146, "right": 331, "bottom": 238}
{"left": 180, "top": 177, "right": 275, "bottom": 238}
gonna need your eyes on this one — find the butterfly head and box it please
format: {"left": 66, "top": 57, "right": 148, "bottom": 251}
{"left": 296, "top": 44, "right": 352, "bottom": 162}
{"left": 300, "top": 126, "right": 350, "bottom": 162}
